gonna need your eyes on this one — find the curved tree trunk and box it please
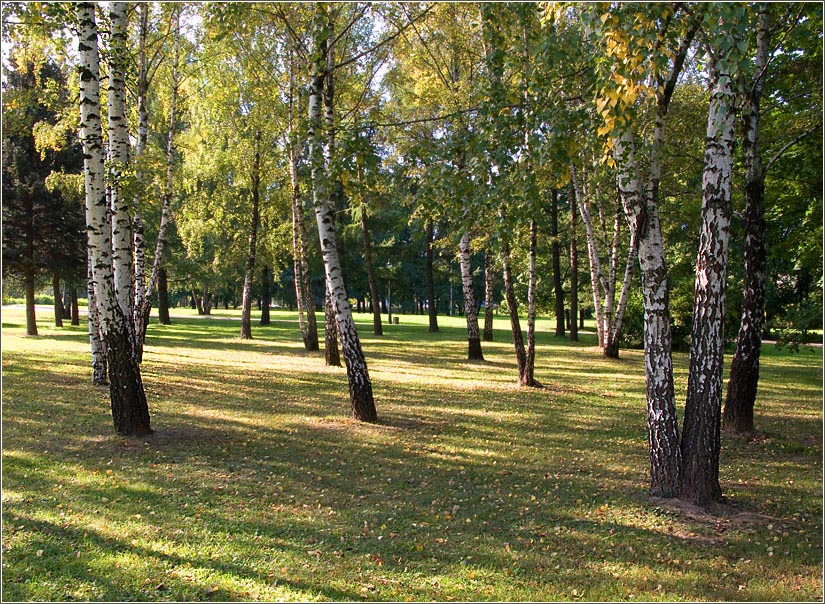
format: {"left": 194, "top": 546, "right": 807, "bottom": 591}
{"left": 501, "top": 237, "right": 528, "bottom": 385}
{"left": 680, "top": 59, "right": 736, "bottom": 507}
{"left": 724, "top": 4, "right": 770, "bottom": 436}
{"left": 79, "top": 2, "right": 150, "bottom": 435}
{"left": 459, "top": 230, "right": 484, "bottom": 361}
{"left": 483, "top": 248, "right": 494, "bottom": 341}
{"left": 309, "top": 4, "right": 375, "bottom": 421}
{"left": 137, "top": 8, "right": 180, "bottom": 359}
{"left": 426, "top": 219, "right": 439, "bottom": 333}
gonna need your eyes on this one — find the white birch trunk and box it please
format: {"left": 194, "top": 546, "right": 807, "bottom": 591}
{"left": 132, "top": 2, "right": 150, "bottom": 331}
{"left": 680, "top": 60, "right": 736, "bottom": 506}
{"left": 570, "top": 163, "right": 606, "bottom": 347}
{"left": 459, "top": 230, "right": 484, "bottom": 360}
{"left": 78, "top": 1, "right": 150, "bottom": 435}
{"left": 107, "top": 2, "right": 134, "bottom": 324}
{"left": 309, "top": 4, "right": 376, "bottom": 422}
{"left": 87, "top": 256, "right": 107, "bottom": 385}
{"left": 614, "top": 127, "right": 680, "bottom": 497}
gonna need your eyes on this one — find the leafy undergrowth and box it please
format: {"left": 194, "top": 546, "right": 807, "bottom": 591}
{"left": 2, "top": 306, "right": 822, "bottom": 601}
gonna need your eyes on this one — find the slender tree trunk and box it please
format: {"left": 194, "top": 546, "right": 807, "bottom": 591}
{"left": 324, "top": 293, "right": 341, "bottom": 366}
{"left": 360, "top": 205, "right": 383, "bottom": 336}
{"left": 241, "top": 131, "right": 262, "bottom": 340}
{"left": 550, "top": 189, "right": 565, "bottom": 337}
{"left": 79, "top": 2, "right": 150, "bottom": 434}
{"left": 52, "top": 274, "right": 64, "bottom": 327}
{"left": 87, "top": 257, "right": 106, "bottom": 384}
{"left": 459, "top": 230, "right": 484, "bottom": 360}
{"left": 132, "top": 4, "right": 149, "bottom": 326}
{"left": 69, "top": 286, "right": 80, "bottom": 325}
{"left": 157, "top": 267, "right": 171, "bottom": 325}
{"left": 724, "top": 4, "right": 770, "bottom": 435}
{"left": 309, "top": 4, "right": 375, "bottom": 421}
{"left": 680, "top": 59, "right": 736, "bottom": 507}
{"left": 569, "top": 184, "right": 579, "bottom": 342}
{"left": 260, "top": 266, "right": 271, "bottom": 326}
{"left": 571, "top": 164, "right": 606, "bottom": 349}
{"left": 138, "top": 10, "right": 180, "bottom": 357}
{"left": 288, "top": 48, "right": 319, "bottom": 352}
{"left": 501, "top": 236, "right": 529, "bottom": 385}
{"left": 524, "top": 219, "right": 540, "bottom": 387}
{"left": 426, "top": 219, "right": 440, "bottom": 333}
{"left": 483, "top": 248, "right": 495, "bottom": 341}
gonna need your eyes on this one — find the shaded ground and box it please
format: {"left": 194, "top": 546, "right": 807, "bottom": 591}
{"left": 2, "top": 306, "right": 822, "bottom": 601}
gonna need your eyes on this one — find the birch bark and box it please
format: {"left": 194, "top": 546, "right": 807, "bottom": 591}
{"left": 724, "top": 4, "right": 770, "bottom": 435}
{"left": 240, "top": 130, "right": 262, "bottom": 340}
{"left": 459, "top": 230, "right": 484, "bottom": 360}
{"left": 680, "top": 58, "right": 736, "bottom": 506}
{"left": 309, "top": 4, "right": 376, "bottom": 422}
{"left": 107, "top": 2, "right": 134, "bottom": 324}
{"left": 79, "top": 1, "right": 151, "bottom": 435}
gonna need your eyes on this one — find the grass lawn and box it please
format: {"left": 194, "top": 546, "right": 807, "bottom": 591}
{"left": 2, "top": 305, "right": 822, "bottom": 601}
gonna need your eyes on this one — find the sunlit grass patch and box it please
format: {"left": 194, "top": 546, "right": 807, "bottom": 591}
{"left": 2, "top": 305, "right": 822, "bottom": 601}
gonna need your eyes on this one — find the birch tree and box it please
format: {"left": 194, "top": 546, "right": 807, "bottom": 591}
{"left": 78, "top": 1, "right": 151, "bottom": 435}
{"left": 680, "top": 8, "right": 743, "bottom": 506}
{"left": 308, "top": 3, "right": 376, "bottom": 422}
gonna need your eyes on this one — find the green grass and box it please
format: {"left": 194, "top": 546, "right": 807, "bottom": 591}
{"left": 2, "top": 305, "right": 822, "bottom": 601}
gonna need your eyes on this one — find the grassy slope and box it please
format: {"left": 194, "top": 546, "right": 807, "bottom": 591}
{"left": 1, "top": 306, "right": 821, "bottom": 601}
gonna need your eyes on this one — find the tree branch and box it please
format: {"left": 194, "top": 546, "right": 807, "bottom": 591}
{"left": 764, "top": 123, "right": 820, "bottom": 173}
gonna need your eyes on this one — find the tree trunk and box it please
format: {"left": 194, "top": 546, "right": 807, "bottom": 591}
{"left": 614, "top": 129, "right": 680, "bottom": 498}
{"left": 426, "top": 219, "right": 439, "bottom": 333}
{"left": 680, "top": 59, "right": 736, "bottom": 507}
{"left": 483, "top": 248, "right": 494, "bottom": 341}
{"left": 360, "top": 205, "right": 383, "bottom": 335}
{"left": 62, "top": 286, "right": 72, "bottom": 319}
{"left": 79, "top": 2, "right": 150, "bottom": 434}
{"left": 107, "top": 1, "right": 134, "bottom": 327}
{"left": 157, "top": 267, "right": 171, "bottom": 325}
{"left": 52, "top": 274, "right": 64, "bottom": 327}
{"left": 240, "top": 131, "right": 262, "bottom": 340}
{"left": 571, "top": 164, "right": 606, "bottom": 349}
{"left": 310, "top": 4, "right": 375, "bottom": 421}
{"left": 24, "top": 272, "right": 38, "bottom": 336}
{"left": 137, "top": 8, "right": 179, "bottom": 359}
{"left": 724, "top": 5, "right": 770, "bottom": 436}
{"left": 70, "top": 286, "right": 80, "bottom": 325}
{"left": 550, "top": 189, "right": 565, "bottom": 337}
{"left": 324, "top": 293, "right": 342, "bottom": 366}
{"left": 524, "top": 219, "right": 540, "bottom": 387}
{"left": 260, "top": 266, "right": 271, "bottom": 326}
{"left": 132, "top": 4, "right": 149, "bottom": 327}
{"left": 569, "top": 184, "right": 579, "bottom": 342}
{"left": 87, "top": 257, "right": 107, "bottom": 384}
{"left": 459, "top": 230, "right": 484, "bottom": 361}
{"left": 501, "top": 237, "right": 528, "bottom": 384}
{"left": 288, "top": 48, "right": 319, "bottom": 352}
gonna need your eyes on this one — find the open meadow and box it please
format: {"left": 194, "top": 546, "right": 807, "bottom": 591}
{"left": 2, "top": 306, "right": 822, "bottom": 601}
